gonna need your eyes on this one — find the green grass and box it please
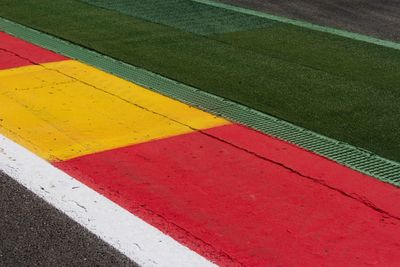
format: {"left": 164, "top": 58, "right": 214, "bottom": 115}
{"left": 1, "top": 0, "right": 400, "bottom": 161}
{"left": 80, "top": 0, "right": 273, "bottom": 35}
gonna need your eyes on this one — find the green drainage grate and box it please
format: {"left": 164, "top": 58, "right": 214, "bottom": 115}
{"left": 79, "top": 0, "right": 274, "bottom": 35}
{"left": 1, "top": 17, "right": 399, "bottom": 186}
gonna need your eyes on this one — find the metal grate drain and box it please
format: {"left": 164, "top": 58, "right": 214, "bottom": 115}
{"left": 1, "top": 17, "right": 399, "bottom": 186}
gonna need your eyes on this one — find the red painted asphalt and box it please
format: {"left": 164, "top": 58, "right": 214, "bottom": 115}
{"left": 55, "top": 124, "right": 400, "bottom": 266}
{"left": 207, "top": 124, "right": 400, "bottom": 218}
{"left": 0, "top": 32, "right": 67, "bottom": 69}
{"left": 3, "top": 30, "right": 400, "bottom": 266}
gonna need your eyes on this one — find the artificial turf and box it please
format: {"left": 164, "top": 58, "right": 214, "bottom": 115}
{"left": 1, "top": 0, "right": 399, "bottom": 162}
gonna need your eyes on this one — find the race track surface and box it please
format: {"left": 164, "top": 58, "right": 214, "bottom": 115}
{"left": 0, "top": 172, "right": 136, "bottom": 266}
{"left": 1, "top": 1, "right": 400, "bottom": 266}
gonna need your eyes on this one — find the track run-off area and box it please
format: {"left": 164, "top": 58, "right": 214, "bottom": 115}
{"left": 1, "top": 28, "right": 400, "bottom": 267}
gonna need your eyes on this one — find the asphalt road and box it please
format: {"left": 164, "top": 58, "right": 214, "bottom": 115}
{"left": 219, "top": 0, "right": 400, "bottom": 41}
{"left": 0, "top": 172, "right": 137, "bottom": 267}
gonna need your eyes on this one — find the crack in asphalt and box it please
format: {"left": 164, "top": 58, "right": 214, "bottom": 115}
{"left": 61, "top": 195, "right": 88, "bottom": 212}
{"left": 0, "top": 47, "right": 40, "bottom": 66}
{"left": 199, "top": 130, "right": 400, "bottom": 222}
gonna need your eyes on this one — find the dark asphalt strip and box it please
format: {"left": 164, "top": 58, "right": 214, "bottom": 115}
{"left": 0, "top": 172, "right": 138, "bottom": 267}
{"left": 218, "top": 0, "right": 400, "bottom": 42}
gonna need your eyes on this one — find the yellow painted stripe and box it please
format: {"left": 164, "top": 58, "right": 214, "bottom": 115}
{"left": 0, "top": 60, "right": 229, "bottom": 160}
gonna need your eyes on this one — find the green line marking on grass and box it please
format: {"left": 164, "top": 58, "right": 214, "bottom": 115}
{"left": 1, "top": 17, "right": 400, "bottom": 186}
{"left": 193, "top": 0, "right": 400, "bottom": 50}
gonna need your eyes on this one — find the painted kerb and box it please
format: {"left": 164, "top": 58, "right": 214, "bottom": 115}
{"left": 1, "top": 17, "right": 399, "bottom": 186}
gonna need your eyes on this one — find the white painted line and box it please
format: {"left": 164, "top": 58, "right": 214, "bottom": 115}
{"left": 0, "top": 135, "right": 215, "bottom": 267}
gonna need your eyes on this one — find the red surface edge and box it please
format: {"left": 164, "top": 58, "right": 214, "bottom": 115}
{"left": 54, "top": 124, "right": 400, "bottom": 266}
{"left": 0, "top": 32, "right": 67, "bottom": 69}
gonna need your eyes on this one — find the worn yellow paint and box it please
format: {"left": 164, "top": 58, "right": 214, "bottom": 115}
{"left": 0, "top": 64, "right": 74, "bottom": 90}
{"left": 46, "top": 60, "right": 225, "bottom": 128}
{"left": 0, "top": 60, "right": 229, "bottom": 160}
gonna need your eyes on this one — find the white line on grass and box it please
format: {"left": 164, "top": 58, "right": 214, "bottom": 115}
{"left": 0, "top": 135, "right": 215, "bottom": 267}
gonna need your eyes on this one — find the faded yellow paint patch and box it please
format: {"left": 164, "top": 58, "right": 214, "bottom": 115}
{"left": 0, "top": 60, "right": 229, "bottom": 160}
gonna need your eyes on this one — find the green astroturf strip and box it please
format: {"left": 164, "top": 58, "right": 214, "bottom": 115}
{"left": 0, "top": 0, "right": 400, "bottom": 164}
{"left": 80, "top": 0, "right": 273, "bottom": 35}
